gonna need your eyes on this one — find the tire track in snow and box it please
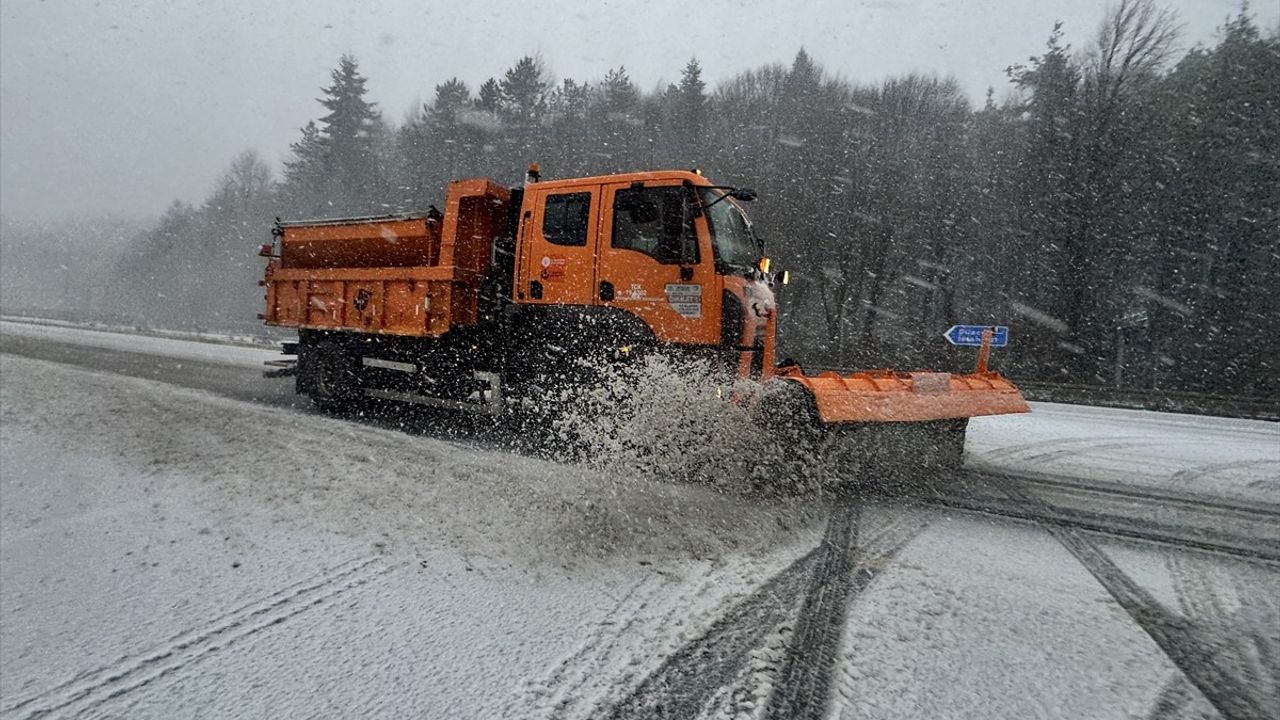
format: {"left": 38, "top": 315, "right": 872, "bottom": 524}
{"left": 1151, "top": 554, "right": 1280, "bottom": 719}
{"left": 6, "top": 557, "right": 391, "bottom": 719}
{"left": 704, "top": 511, "right": 931, "bottom": 720}
{"left": 993, "top": 478, "right": 1269, "bottom": 720}
{"left": 1169, "top": 459, "right": 1280, "bottom": 491}
{"left": 762, "top": 509, "right": 933, "bottom": 720}
{"left": 757, "top": 507, "right": 859, "bottom": 720}
{"left": 604, "top": 507, "right": 929, "bottom": 720}
{"left": 1147, "top": 556, "right": 1230, "bottom": 720}
{"left": 978, "top": 468, "right": 1280, "bottom": 519}
{"left": 604, "top": 547, "right": 821, "bottom": 719}
{"left": 510, "top": 572, "right": 670, "bottom": 718}
{"left": 972, "top": 436, "right": 1149, "bottom": 465}
{"left": 514, "top": 555, "right": 814, "bottom": 720}
{"left": 1015, "top": 441, "right": 1153, "bottom": 468}
{"left": 928, "top": 472, "right": 1280, "bottom": 563}
{"left": 822, "top": 511, "right": 940, "bottom": 719}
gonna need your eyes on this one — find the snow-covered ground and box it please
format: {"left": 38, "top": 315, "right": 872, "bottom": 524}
{"left": 1, "top": 321, "right": 1277, "bottom": 718}
{"left": 0, "top": 352, "right": 824, "bottom": 718}
{"left": 969, "top": 402, "right": 1280, "bottom": 506}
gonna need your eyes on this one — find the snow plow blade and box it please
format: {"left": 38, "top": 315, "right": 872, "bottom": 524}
{"left": 774, "top": 368, "right": 1029, "bottom": 424}
{"left": 755, "top": 367, "right": 1028, "bottom": 487}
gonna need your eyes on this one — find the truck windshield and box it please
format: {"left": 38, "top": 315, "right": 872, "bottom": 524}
{"left": 700, "top": 189, "right": 760, "bottom": 272}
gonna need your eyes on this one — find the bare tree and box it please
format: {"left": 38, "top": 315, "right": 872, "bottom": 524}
{"left": 1086, "top": 0, "right": 1180, "bottom": 118}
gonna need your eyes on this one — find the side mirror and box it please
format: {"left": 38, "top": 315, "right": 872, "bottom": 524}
{"left": 729, "top": 188, "right": 758, "bottom": 202}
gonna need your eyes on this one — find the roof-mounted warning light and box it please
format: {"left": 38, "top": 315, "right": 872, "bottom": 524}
{"left": 526, "top": 163, "right": 541, "bottom": 183}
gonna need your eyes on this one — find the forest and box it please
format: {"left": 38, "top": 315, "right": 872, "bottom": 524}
{"left": 2, "top": 0, "right": 1275, "bottom": 397}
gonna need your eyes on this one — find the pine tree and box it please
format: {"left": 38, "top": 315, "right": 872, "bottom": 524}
{"left": 548, "top": 78, "right": 591, "bottom": 174}
{"left": 316, "top": 54, "right": 384, "bottom": 213}
{"left": 281, "top": 55, "right": 385, "bottom": 216}
{"left": 1150, "top": 7, "right": 1280, "bottom": 395}
{"left": 432, "top": 78, "right": 472, "bottom": 123}
{"left": 282, "top": 120, "right": 327, "bottom": 213}
{"left": 600, "top": 66, "right": 639, "bottom": 114}
{"left": 429, "top": 78, "right": 477, "bottom": 184}
{"left": 496, "top": 56, "right": 552, "bottom": 171}
{"left": 1006, "top": 23, "right": 1089, "bottom": 375}
{"left": 593, "top": 66, "right": 644, "bottom": 169}
{"left": 476, "top": 78, "right": 502, "bottom": 116}
{"left": 499, "top": 56, "right": 550, "bottom": 127}
{"left": 671, "top": 57, "right": 707, "bottom": 161}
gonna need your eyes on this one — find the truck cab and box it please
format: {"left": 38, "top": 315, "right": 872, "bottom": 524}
{"left": 510, "top": 169, "right": 775, "bottom": 372}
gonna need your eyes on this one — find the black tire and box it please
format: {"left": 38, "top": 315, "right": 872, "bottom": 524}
{"left": 754, "top": 380, "right": 842, "bottom": 494}
{"left": 932, "top": 418, "right": 969, "bottom": 471}
{"left": 298, "top": 339, "right": 361, "bottom": 413}
{"left": 871, "top": 418, "right": 968, "bottom": 490}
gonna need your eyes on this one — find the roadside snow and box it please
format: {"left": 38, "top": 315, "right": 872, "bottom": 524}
{"left": 0, "top": 314, "right": 277, "bottom": 347}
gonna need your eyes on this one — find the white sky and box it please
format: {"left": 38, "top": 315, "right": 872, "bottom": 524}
{"left": 1, "top": 0, "right": 1273, "bottom": 221}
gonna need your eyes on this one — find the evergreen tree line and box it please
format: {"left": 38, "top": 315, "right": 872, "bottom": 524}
{"left": 107, "top": 0, "right": 1278, "bottom": 397}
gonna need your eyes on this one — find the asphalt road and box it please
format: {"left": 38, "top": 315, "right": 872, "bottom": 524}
{"left": 0, "top": 329, "right": 303, "bottom": 410}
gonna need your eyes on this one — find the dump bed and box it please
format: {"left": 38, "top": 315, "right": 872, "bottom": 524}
{"left": 262, "top": 178, "right": 509, "bottom": 337}
{"left": 278, "top": 214, "right": 442, "bottom": 269}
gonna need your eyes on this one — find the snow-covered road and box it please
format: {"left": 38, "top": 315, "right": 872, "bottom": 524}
{"left": 1, "top": 320, "right": 1277, "bottom": 719}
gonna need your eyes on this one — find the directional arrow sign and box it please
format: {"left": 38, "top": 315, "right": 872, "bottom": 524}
{"left": 944, "top": 324, "right": 1009, "bottom": 347}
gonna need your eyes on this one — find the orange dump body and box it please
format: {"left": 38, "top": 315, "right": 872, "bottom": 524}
{"left": 263, "top": 179, "right": 509, "bottom": 337}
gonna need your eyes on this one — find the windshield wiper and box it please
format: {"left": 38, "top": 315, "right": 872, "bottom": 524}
{"left": 700, "top": 186, "right": 758, "bottom": 211}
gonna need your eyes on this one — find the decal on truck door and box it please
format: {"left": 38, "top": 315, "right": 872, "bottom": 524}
{"left": 540, "top": 255, "right": 567, "bottom": 280}
{"left": 665, "top": 283, "right": 703, "bottom": 319}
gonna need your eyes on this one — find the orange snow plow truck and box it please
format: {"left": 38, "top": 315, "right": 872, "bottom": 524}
{"left": 260, "top": 167, "right": 1027, "bottom": 471}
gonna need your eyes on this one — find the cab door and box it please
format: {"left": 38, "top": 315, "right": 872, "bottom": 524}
{"left": 515, "top": 186, "right": 600, "bottom": 306}
{"left": 595, "top": 181, "right": 719, "bottom": 345}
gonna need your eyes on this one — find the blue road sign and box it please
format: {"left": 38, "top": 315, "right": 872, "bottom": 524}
{"left": 944, "top": 325, "right": 1009, "bottom": 347}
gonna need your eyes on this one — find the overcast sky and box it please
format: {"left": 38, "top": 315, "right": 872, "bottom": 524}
{"left": 1, "top": 0, "right": 1273, "bottom": 221}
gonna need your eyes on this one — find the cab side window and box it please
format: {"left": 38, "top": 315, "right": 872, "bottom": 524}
{"left": 542, "top": 192, "right": 591, "bottom": 246}
{"left": 611, "top": 187, "right": 699, "bottom": 264}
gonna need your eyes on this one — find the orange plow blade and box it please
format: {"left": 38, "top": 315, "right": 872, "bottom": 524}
{"left": 774, "top": 368, "right": 1029, "bottom": 424}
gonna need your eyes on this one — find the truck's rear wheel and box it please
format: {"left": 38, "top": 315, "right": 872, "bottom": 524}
{"left": 299, "top": 339, "right": 360, "bottom": 413}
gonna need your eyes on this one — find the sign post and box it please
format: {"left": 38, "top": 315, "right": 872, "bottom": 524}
{"left": 944, "top": 325, "right": 1009, "bottom": 373}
